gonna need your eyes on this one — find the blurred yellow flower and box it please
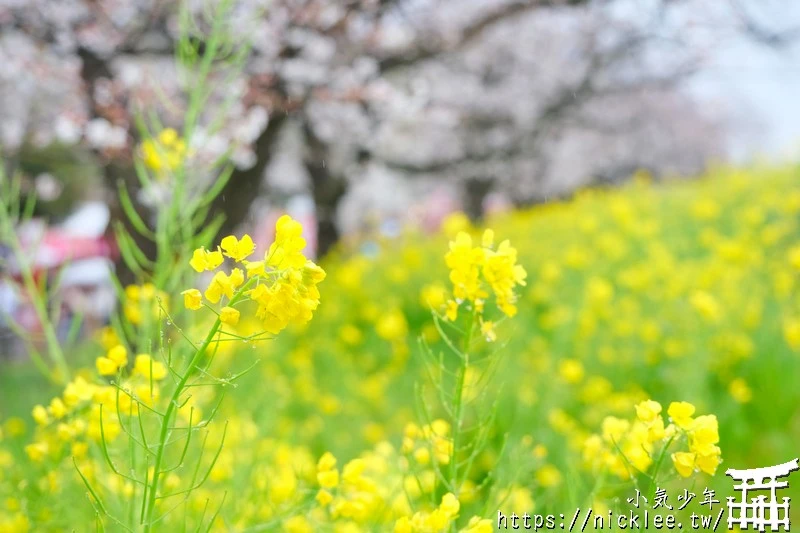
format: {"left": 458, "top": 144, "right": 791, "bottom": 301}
{"left": 134, "top": 354, "right": 167, "bottom": 381}
{"left": 31, "top": 405, "right": 49, "bottom": 426}
{"left": 95, "top": 357, "right": 118, "bottom": 376}
{"left": 729, "top": 378, "right": 752, "bottom": 403}
{"left": 107, "top": 345, "right": 128, "bottom": 367}
{"left": 141, "top": 128, "right": 187, "bottom": 174}
{"left": 439, "top": 492, "right": 460, "bottom": 517}
{"left": 462, "top": 516, "right": 493, "bottom": 533}
{"left": 558, "top": 359, "right": 584, "bottom": 384}
{"left": 480, "top": 318, "right": 497, "bottom": 342}
{"left": 690, "top": 291, "right": 721, "bottom": 322}
{"left": 317, "top": 469, "right": 339, "bottom": 488}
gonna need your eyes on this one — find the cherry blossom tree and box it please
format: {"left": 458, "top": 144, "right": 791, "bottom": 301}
{"left": 0, "top": 0, "right": 786, "bottom": 254}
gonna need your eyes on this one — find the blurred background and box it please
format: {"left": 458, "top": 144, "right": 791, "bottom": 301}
{"left": 2, "top": 4, "right": 800, "bottom": 528}
{"left": 0, "top": 0, "right": 799, "bottom": 350}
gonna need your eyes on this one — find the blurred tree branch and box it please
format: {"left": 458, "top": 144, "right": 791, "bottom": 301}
{"left": 730, "top": 0, "right": 800, "bottom": 47}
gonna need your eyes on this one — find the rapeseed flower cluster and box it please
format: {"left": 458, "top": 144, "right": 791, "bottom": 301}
{"left": 0, "top": 512, "right": 30, "bottom": 533}
{"left": 184, "top": 216, "right": 325, "bottom": 335}
{"left": 401, "top": 420, "right": 454, "bottom": 466}
{"left": 392, "top": 491, "right": 493, "bottom": 532}
{"left": 141, "top": 128, "right": 187, "bottom": 174}
{"left": 393, "top": 493, "right": 460, "bottom": 532}
{"left": 25, "top": 376, "right": 119, "bottom": 464}
{"left": 665, "top": 401, "right": 722, "bottom": 477}
{"left": 315, "top": 451, "right": 389, "bottom": 523}
{"left": 582, "top": 399, "right": 721, "bottom": 481}
{"left": 123, "top": 283, "right": 169, "bottom": 326}
{"left": 23, "top": 343, "right": 173, "bottom": 468}
{"left": 444, "top": 229, "right": 527, "bottom": 329}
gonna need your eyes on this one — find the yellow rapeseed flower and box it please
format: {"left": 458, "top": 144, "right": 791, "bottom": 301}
{"left": 107, "top": 345, "right": 128, "bottom": 367}
{"left": 318, "top": 452, "right": 337, "bottom": 471}
{"left": 267, "top": 215, "right": 307, "bottom": 269}
{"left": 204, "top": 270, "right": 240, "bottom": 303}
{"left": 190, "top": 247, "right": 224, "bottom": 273}
{"left": 667, "top": 401, "right": 695, "bottom": 429}
{"left": 688, "top": 415, "right": 719, "bottom": 455}
{"left": 695, "top": 448, "right": 721, "bottom": 475}
{"left": 182, "top": 288, "right": 202, "bottom": 310}
{"left": 635, "top": 400, "right": 662, "bottom": 424}
{"left": 316, "top": 489, "right": 334, "bottom": 506}
{"left": 31, "top": 405, "right": 49, "bottom": 426}
{"left": 671, "top": 451, "right": 695, "bottom": 477}
{"left": 317, "top": 469, "right": 339, "bottom": 488}
{"left": 220, "top": 306, "right": 240, "bottom": 326}
{"left": 462, "top": 516, "right": 493, "bottom": 533}
{"left": 439, "top": 492, "right": 460, "bottom": 517}
{"left": 221, "top": 234, "right": 256, "bottom": 262}
{"left": 49, "top": 398, "right": 67, "bottom": 419}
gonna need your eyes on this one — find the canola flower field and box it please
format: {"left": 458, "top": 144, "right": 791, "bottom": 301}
{"left": 1, "top": 163, "right": 799, "bottom": 531}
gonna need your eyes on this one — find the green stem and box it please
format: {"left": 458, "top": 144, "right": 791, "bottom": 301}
{"left": 142, "top": 316, "right": 220, "bottom": 530}
{"left": 173, "top": 1, "right": 226, "bottom": 247}
{"left": 142, "top": 278, "right": 253, "bottom": 530}
{"left": 448, "top": 305, "right": 476, "bottom": 494}
{"left": 0, "top": 207, "right": 70, "bottom": 383}
{"left": 151, "top": 0, "right": 230, "bottom": 294}
{"left": 649, "top": 434, "right": 676, "bottom": 501}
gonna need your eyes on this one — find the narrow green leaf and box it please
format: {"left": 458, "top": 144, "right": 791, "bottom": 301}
{"left": 197, "top": 165, "right": 235, "bottom": 209}
{"left": 115, "top": 223, "right": 155, "bottom": 271}
{"left": 118, "top": 180, "right": 155, "bottom": 239}
{"left": 65, "top": 312, "right": 84, "bottom": 347}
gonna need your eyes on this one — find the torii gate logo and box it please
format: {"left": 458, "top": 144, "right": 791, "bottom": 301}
{"left": 726, "top": 458, "right": 799, "bottom": 531}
